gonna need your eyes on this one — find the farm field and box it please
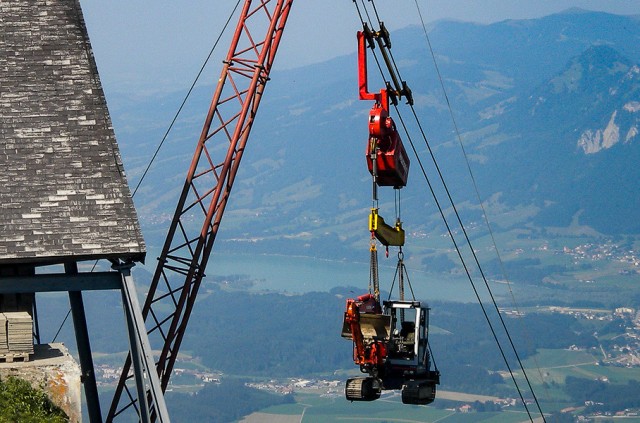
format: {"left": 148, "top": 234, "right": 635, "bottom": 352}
{"left": 237, "top": 342, "right": 640, "bottom": 423}
{"left": 241, "top": 392, "right": 541, "bottom": 423}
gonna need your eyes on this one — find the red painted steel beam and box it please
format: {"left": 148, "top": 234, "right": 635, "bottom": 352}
{"left": 107, "top": 1, "right": 294, "bottom": 421}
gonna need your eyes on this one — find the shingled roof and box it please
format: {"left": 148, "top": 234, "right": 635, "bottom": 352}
{"left": 0, "top": 0, "right": 146, "bottom": 265}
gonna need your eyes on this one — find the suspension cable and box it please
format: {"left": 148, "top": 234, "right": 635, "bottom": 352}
{"left": 51, "top": 308, "right": 71, "bottom": 343}
{"left": 412, "top": 1, "right": 548, "bottom": 418}
{"left": 398, "top": 105, "right": 533, "bottom": 422}
{"left": 395, "top": 106, "right": 533, "bottom": 419}
{"left": 352, "top": 1, "right": 543, "bottom": 419}
{"left": 413, "top": 0, "right": 548, "bottom": 392}
{"left": 367, "top": 1, "right": 409, "bottom": 100}
{"left": 131, "top": 0, "right": 243, "bottom": 197}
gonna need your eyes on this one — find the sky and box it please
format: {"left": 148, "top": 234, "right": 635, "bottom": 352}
{"left": 80, "top": 0, "right": 640, "bottom": 96}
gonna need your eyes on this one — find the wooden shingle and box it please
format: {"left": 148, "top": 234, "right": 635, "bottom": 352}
{"left": 0, "top": 0, "right": 146, "bottom": 265}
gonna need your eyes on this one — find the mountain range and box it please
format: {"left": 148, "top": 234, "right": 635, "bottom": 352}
{"left": 77, "top": 11, "right": 640, "bottom": 420}
{"left": 107, "top": 9, "right": 640, "bottom": 264}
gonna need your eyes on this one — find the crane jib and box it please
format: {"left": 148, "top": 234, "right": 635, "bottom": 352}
{"left": 107, "top": 1, "right": 295, "bottom": 421}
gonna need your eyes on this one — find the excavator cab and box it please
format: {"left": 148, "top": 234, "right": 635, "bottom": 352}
{"left": 342, "top": 297, "right": 439, "bottom": 404}
{"left": 386, "top": 301, "right": 422, "bottom": 362}
{"left": 382, "top": 300, "right": 439, "bottom": 405}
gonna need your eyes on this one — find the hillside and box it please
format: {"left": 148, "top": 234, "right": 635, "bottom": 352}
{"left": 470, "top": 44, "right": 640, "bottom": 232}
{"left": 105, "top": 10, "right": 640, "bottom": 269}
{"left": 78, "top": 9, "right": 640, "bottom": 422}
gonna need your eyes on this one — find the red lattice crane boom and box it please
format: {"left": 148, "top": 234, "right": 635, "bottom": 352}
{"left": 107, "top": 1, "right": 293, "bottom": 420}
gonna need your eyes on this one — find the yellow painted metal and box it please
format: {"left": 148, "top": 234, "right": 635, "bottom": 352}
{"left": 369, "top": 208, "right": 405, "bottom": 247}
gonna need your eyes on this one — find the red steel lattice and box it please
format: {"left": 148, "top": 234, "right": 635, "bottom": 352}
{"left": 107, "top": 1, "right": 293, "bottom": 420}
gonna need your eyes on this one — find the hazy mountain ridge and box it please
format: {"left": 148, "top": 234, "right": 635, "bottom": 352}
{"left": 109, "top": 10, "right": 640, "bottom": 259}
{"left": 471, "top": 43, "right": 640, "bottom": 232}
{"left": 397, "top": 9, "right": 640, "bottom": 120}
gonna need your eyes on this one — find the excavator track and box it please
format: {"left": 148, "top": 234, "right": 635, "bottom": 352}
{"left": 345, "top": 377, "right": 382, "bottom": 402}
{"left": 401, "top": 379, "right": 437, "bottom": 405}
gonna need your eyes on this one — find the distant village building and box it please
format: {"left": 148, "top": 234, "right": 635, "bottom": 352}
{"left": 615, "top": 307, "right": 635, "bottom": 316}
{"left": 458, "top": 404, "right": 472, "bottom": 413}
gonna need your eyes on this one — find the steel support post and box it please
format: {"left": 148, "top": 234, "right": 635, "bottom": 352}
{"left": 66, "top": 262, "right": 103, "bottom": 423}
{"left": 117, "top": 262, "right": 170, "bottom": 423}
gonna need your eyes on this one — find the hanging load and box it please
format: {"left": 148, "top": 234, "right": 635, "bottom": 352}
{"left": 341, "top": 24, "right": 439, "bottom": 406}
{"left": 341, "top": 297, "right": 440, "bottom": 404}
{"left": 358, "top": 29, "right": 411, "bottom": 188}
{"left": 365, "top": 103, "right": 410, "bottom": 187}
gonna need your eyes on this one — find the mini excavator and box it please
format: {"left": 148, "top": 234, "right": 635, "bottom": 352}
{"left": 341, "top": 25, "right": 440, "bottom": 405}
{"left": 341, "top": 296, "right": 440, "bottom": 404}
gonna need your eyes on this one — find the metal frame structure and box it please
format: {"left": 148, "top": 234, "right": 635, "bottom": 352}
{"left": 2, "top": 1, "right": 169, "bottom": 421}
{"left": 107, "top": 1, "right": 294, "bottom": 420}
{"left": 0, "top": 262, "right": 169, "bottom": 423}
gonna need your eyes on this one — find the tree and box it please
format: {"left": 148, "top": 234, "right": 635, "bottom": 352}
{"left": 0, "top": 376, "right": 68, "bottom": 422}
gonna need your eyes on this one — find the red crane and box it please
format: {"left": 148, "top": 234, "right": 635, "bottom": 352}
{"left": 107, "top": 1, "right": 293, "bottom": 420}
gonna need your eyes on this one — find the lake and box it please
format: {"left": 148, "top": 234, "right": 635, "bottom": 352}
{"left": 201, "top": 251, "right": 510, "bottom": 303}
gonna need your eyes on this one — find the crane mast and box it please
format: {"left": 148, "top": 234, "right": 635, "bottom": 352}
{"left": 107, "top": 1, "right": 293, "bottom": 420}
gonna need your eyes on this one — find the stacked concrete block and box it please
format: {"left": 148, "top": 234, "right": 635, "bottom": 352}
{"left": 7, "top": 312, "right": 33, "bottom": 354}
{"left": 0, "top": 312, "right": 33, "bottom": 361}
{"left": 0, "top": 314, "right": 7, "bottom": 354}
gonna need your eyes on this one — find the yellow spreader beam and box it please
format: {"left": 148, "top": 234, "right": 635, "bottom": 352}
{"left": 369, "top": 208, "right": 405, "bottom": 247}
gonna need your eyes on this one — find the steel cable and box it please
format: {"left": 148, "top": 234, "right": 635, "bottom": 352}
{"left": 353, "top": 1, "right": 543, "bottom": 420}
{"left": 131, "top": 0, "right": 243, "bottom": 197}
{"left": 412, "top": 0, "right": 548, "bottom": 419}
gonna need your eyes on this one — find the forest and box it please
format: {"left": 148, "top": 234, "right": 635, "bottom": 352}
{"left": 564, "top": 377, "right": 640, "bottom": 413}
{"left": 38, "top": 273, "right": 632, "bottom": 422}
{"left": 42, "top": 280, "right": 625, "bottom": 421}
{"left": 167, "top": 379, "right": 294, "bottom": 423}
{"left": 182, "top": 286, "right": 602, "bottom": 395}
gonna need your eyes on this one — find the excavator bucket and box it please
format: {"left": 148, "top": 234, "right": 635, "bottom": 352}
{"left": 341, "top": 312, "right": 391, "bottom": 340}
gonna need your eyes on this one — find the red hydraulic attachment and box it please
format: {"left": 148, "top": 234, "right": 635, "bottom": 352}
{"left": 358, "top": 30, "right": 410, "bottom": 188}
{"left": 344, "top": 295, "right": 386, "bottom": 368}
{"left": 107, "top": 1, "right": 293, "bottom": 421}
